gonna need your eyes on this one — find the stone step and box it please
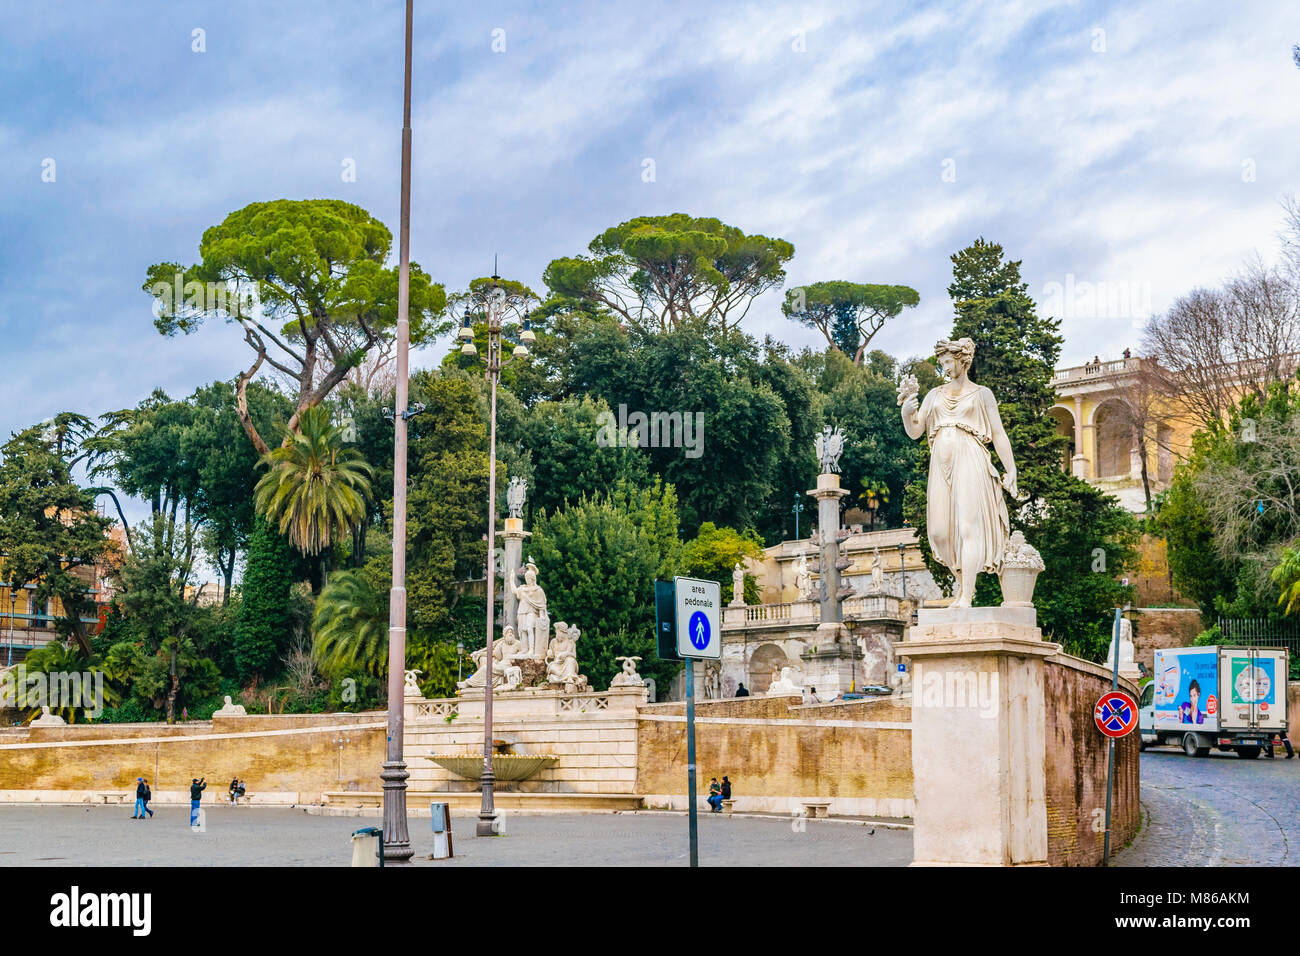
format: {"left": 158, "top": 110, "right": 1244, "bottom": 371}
{"left": 321, "top": 790, "right": 644, "bottom": 812}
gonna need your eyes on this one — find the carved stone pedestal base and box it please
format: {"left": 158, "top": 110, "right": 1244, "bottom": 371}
{"left": 900, "top": 606, "right": 1059, "bottom": 866}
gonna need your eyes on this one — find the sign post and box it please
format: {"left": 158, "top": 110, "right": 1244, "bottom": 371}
{"left": 1097, "top": 608, "right": 1138, "bottom": 866}
{"left": 656, "top": 576, "right": 721, "bottom": 867}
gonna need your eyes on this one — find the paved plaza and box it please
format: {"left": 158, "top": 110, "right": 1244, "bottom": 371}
{"left": 1116, "top": 748, "right": 1300, "bottom": 867}
{"left": 0, "top": 806, "right": 911, "bottom": 867}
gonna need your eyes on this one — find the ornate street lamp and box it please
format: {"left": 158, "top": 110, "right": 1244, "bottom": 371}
{"left": 457, "top": 270, "right": 532, "bottom": 836}
{"left": 381, "top": 0, "right": 417, "bottom": 865}
{"left": 791, "top": 491, "right": 805, "bottom": 539}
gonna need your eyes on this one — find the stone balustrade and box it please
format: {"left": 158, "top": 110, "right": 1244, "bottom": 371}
{"left": 723, "top": 593, "right": 906, "bottom": 631}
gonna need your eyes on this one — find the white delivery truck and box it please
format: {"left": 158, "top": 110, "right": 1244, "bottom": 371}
{"left": 1137, "top": 645, "right": 1289, "bottom": 758}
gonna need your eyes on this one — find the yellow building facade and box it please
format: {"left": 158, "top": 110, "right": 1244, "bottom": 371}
{"left": 1050, "top": 356, "right": 1197, "bottom": 512}
{"left": 0, "top": 555, "right": 108, "bottom": 663}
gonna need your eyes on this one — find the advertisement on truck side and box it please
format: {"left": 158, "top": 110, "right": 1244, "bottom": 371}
{"left": 1153, "top": 648, "right": 1220, "bottom": 733}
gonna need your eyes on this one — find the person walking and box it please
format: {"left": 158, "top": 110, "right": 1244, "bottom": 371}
{"left": 132, "top": 777, "right": 146, "bottom": 819}
{"left": 189, "top": 777, "right": 206, "bottom": 826}
{"left": 142, "top": 779, "right": 154, "bottom": 818}
{"left": 1264, "top": 734, "right": 1295, "bottom": 758}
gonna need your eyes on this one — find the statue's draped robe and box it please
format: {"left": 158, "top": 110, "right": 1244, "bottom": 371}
{"left": 919, "top": 384, "right": 1009, "bottom": 577}
{"left": 514, "top": 583, "right": 549, "bottom": 656}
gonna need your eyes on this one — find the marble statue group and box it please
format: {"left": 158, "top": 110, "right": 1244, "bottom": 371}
{"left": 457, "top": 558, "right": 589, "bottom": 694}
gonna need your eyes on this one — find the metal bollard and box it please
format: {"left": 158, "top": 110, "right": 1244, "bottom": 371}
{"left": 430, "top": 802, "right": 453, "bottom": 859}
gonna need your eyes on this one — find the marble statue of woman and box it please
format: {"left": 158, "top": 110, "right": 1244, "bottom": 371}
{"left": 870, "top": 547, "right": 884, "bottom": 593}
{"left": 898, "top": 337, "right": 1017, "bottom": 607}
{"left": 794, "top": 551, "right": 814, "bottom": 600}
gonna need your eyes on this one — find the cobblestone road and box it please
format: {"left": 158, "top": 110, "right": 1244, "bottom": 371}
{"left": 1115, "top": 746, "right": 1300, "bottom": 866}
{"left": 0, "top": 806, "right": 911, "bottom": 867}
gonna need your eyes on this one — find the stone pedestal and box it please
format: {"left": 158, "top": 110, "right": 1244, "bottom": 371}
{"left": 899, "top": 606, "right": 1060, "bottom": 866}
{"left": 808, "top": 473, "right": 848, "bottom": 624}
{"left": 500, "top": 518, "right": 530, "bottom": 631}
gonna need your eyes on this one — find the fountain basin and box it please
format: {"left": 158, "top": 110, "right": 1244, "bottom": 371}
{"left": 430, "top": 753, "right": 558, "bottom": 782}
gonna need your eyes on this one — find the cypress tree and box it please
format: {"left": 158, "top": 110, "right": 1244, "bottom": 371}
{"left": 904, "top": 239, "right": 1138, "bottom": 658}
{"left": 234, "top": 516, "right": 294, "bottom": 680}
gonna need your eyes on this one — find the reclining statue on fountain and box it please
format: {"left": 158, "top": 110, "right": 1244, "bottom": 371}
{"left": 546, "top": 622, "right": 588, "bottom": 692}
{"left": 457, "top": 625, "right": 525, "bottom": 690}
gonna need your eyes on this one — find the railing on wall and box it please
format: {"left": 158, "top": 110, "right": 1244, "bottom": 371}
{"left": 1217, "top": 617, "right": 1300, "bottom": 658}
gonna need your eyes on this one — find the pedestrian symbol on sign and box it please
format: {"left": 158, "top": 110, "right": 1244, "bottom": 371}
{"left": 689, "top": 611, "right": 710, "bottom": 650}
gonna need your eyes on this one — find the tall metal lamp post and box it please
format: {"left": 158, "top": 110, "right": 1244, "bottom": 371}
{"left": 380, "top": 0, "right": 417, "bottom": 865}
{"left": 791, "top": 491, "right": 805, "bottom": 539}
{"left": 457, "top": 272, "right": 533, "bottom": 836}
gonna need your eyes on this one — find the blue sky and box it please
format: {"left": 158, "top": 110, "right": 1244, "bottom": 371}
{"left": 2, "top": 0, "right": 1299, "bottom": 452}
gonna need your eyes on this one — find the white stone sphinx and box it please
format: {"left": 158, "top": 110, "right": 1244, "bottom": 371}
{"left": 212, "top": 695, "right": 247, "bottom": 717}
{"left": 31, "top": 705, "right": 67, "bottom": 726}
{"left": 766, "top": 666, "right": 802, "bottom": 697}
{"left": 898, "top": 337, "right": 1022, "bottom": 608}
{"left": 545, "top": 622, "right": 588, "bottom": 692}
{"left": 512, "top": 561, "right": 551, "bottom": 660}
{"left": 609, "top": 655, "right": 645, "bottom": 688}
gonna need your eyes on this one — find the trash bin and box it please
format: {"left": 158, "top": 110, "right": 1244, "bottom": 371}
{"left": 351, "top": 826, "right": 384, "bottom": 867}
{"left": 430, "top": 802, "right": 453, "bottom": 860}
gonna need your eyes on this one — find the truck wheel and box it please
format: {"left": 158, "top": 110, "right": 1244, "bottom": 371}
{"left": 1236, "top": 746, "right": 1262, "bottom": 760}
{"left": 1182, "top": 733, "right": 1208, "bottom": 757}
{"left": 1139, "top": 735, "right": 1147, "bottom": 752}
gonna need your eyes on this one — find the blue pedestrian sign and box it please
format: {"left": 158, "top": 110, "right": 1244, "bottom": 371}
{"left": 688, "top": 611, "right": 710, "bottom": 650}
{"left": 673, "top": 576, "right": 721, "bottom": 660}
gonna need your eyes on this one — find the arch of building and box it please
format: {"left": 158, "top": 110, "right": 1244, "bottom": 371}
{"left": 1090, "top": 399, "right": 1137, "bottom": 479}
{"left": 1048, "top": 405, "right": 1075, "bottom": 471}
{"left": 748, "top": 642, "right": 792, "bottom": 694}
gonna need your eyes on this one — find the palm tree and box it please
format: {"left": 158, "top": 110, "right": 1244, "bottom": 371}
{"left": 311, "top": 571, "right": 388, "bottom": 677}
{"left": 254, "top": 405, "right": 373, "bottom": 556}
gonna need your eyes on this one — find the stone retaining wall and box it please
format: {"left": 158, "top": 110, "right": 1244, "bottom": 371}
{"left": 1043, "top": 653, "right": 1141, "bottom": 866}
{"left": 635, "top": 695, "right": 915, "bottom": 818}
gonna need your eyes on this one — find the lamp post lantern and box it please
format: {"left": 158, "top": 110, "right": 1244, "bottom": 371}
{"left": 457, "top": 271, "right": 533, "bottom": 836}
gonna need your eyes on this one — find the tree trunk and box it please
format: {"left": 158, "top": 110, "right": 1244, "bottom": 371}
{"left": 166, "top": 645, "right": 178, "bottom": 723}
{"left": 222, "top": 550, "right": 235, "bottom": 606}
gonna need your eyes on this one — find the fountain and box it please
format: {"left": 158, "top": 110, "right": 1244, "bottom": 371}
{"left": 429, "top": 740, "right": 558, "bottom": 789}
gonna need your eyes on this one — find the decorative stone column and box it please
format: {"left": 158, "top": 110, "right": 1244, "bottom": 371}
{"left": 500, "top": 516, "right": 530, "bottom": 632}
{"left": 899, "top": 606, "right": 1059, "bottom": 866}
{"left": 808, "top": 472, "right": 849, "bottom": 625}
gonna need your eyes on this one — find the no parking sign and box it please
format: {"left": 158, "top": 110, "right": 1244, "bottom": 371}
{"left": 1094, "top": 690, "right": 1138, "bottom": 738}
